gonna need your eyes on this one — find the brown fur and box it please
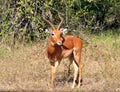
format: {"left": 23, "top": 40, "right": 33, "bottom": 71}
{"left": 42, "top": 12, "right": 83, "bottom": 89}
{"left": 45, "top": 29, "right": 83, "bottom": 89}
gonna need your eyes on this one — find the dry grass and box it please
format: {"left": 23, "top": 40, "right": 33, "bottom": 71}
{"left": 0, "top": 34, "right": 120, "bottom": 92}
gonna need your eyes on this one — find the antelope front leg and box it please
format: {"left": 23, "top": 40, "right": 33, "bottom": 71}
{"left": 50, "top": 61, "right": 59, "bottom": 89}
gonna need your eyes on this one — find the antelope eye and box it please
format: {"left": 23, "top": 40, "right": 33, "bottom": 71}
{"left": 51, "top": 33, "right": 54, "bottom": 36}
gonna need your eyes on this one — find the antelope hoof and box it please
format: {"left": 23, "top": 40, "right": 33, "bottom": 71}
{"left": 77, "top": 82, "right": 82, "bottom": 88}
{"left": 77, "top": 85, "right": 80, "bottom": 88}
{"left": 71, "top": 85, "right": 75, "bottom": 89}
{"left": 49, "top": 86, "right": 54, "bottom": 91}
{"left": 49, "top": 84, "right": 55, "bottom": 90}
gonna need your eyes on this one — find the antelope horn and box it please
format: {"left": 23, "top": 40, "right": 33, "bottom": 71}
{"left": 57, "top": 12, "right": 63, "bottom": 30}
{"left": 42, "top": 10, "right": 55, "bottom": 29}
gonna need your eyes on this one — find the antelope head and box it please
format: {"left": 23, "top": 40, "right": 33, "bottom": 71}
{"left": 42, "top": 11, "right": 67, "bottom": 46}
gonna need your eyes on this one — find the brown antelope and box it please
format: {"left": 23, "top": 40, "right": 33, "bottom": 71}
{"left": 42, "top": 11, "right": 83, "bottom": 89}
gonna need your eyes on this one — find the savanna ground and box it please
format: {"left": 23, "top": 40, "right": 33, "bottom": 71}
{"left": 0, "top": 32, "right": 120, "bottom": 92}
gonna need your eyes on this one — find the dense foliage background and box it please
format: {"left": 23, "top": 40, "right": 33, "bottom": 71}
{"left": 0, "top": 0, "right": 120, "bottom": 44}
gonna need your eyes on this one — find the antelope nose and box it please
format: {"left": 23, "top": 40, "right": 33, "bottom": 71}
{"left": 57, "top": 41, "right": 62, "bottom": 46}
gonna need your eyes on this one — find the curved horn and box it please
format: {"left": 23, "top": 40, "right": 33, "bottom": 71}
{"left": 42, "top": 10, "right": 55, "bottom": 29}
{"left": 57, "top": 12, "right": 63, "bottom": 30}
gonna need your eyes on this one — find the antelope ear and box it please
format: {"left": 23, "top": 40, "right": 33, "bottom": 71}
{"left": 60, "top": 28, "right": 68, "bottom": 35}
{"left": 45, "top": 29, "right": 51, "bottom": 34}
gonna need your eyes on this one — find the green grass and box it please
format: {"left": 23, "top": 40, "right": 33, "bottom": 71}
{"left": 95, "top": 32, "right": 119, "bottom": 48}
{"left": 0, "top": 48, "right": 7, "bottom": 58}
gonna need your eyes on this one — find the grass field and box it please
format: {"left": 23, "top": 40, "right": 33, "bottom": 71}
{"left": 0, "top": 32, "right": 120, "bottom": 92}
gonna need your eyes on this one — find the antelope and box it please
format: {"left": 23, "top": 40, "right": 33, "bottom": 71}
{"left": 42, "top": 11, "right": 83, "bottom": 89}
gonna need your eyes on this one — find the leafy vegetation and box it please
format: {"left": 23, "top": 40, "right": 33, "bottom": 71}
{"left": 0, "top": 0, "right": 120, "bottom": 45}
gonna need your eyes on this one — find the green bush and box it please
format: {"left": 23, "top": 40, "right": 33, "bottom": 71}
{"left": 0, "top": 0, "right": 120, "bottom": 45}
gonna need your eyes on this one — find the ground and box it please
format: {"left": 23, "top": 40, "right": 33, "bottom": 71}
{"left": 0, "top": 36, "right": 120, "bottom": 92}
